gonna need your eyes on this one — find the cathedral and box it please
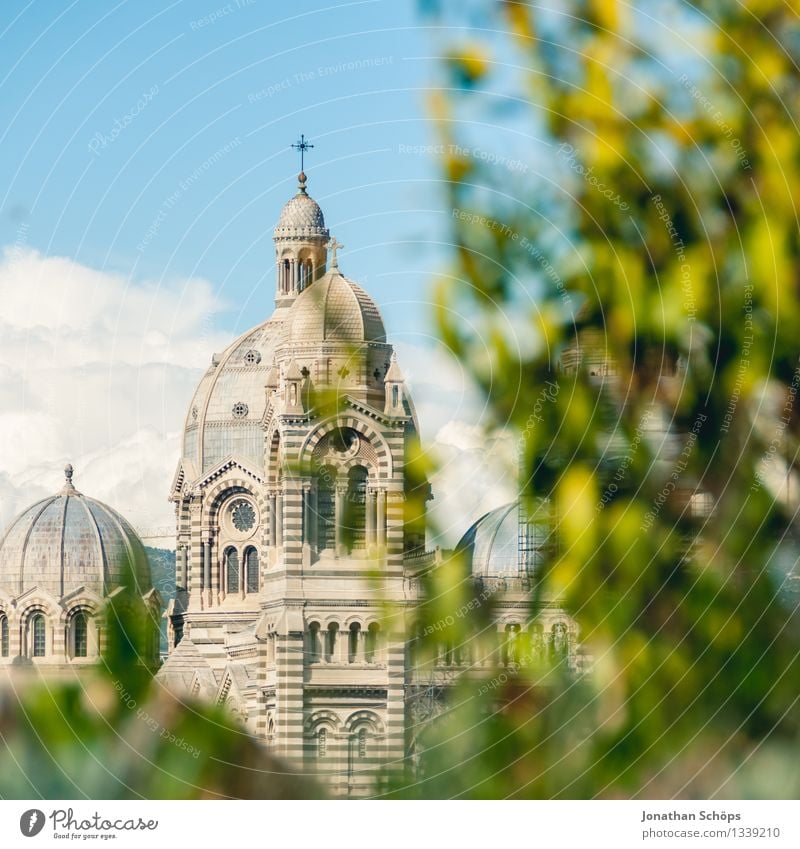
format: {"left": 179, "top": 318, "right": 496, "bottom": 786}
{"left": 156, "top": 166, "right": 573, "bottom": 794}
{"left": 0, "top": 162, "right": 574, "bottom": 797}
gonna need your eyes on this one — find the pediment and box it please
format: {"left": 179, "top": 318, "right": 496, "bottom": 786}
{"left": 169, "top": 458, "right": 197, "bottom": 501}
{"left": 13, "top": 585, "right": 61, "bottom": 611}
{"left": 59, "top": 585, "right": 104, "bottom": 609}
{"left": 194, "top": 455, "right": 266, "bottom": 490}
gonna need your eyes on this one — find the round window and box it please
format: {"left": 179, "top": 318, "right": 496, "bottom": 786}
{"left": 231, "top": 499, "right": 256, "bottom": 533}
{"left": 232, "top": 402, "right": 249, "bottom": 419}
{"left": 244, "top": 349, "right": 261, "bottom": 366}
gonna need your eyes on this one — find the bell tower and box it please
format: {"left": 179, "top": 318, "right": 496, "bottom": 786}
{"left": 273, "top": 136, "right": 329, "bottom": 307}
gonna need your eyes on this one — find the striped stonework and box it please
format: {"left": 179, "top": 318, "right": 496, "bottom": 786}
{"left": 158, "top": 175, "right": 444, "bottom": 798}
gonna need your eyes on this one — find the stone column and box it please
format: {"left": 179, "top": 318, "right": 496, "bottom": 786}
{"left": 275, "top": 492, "right": 283, "bottom": 548}
{"left": 210, "top": 534, "right": 220, "bottom": 605}
{"left": 366, "top": 490, "right": 375, "bottom": 548}
{"left": 308, "top": 486, "right": 317, "bottom": 550}
{"left": 178, "top": 545, "right": 188, "bottom": 590}
{"left": 269, "top": 493, "right": 277, "bottom": 547}
{"left": 202, "top": 541, "right": 211, "bottom": 600}
{"left": 376, "top": 489, "right": 386, "bottom": 549}
{"left": 302, "top": 482, "right": 312, "bottom": 568}
{"left": 335, "top": 483, "right": 347, "bottom": 555}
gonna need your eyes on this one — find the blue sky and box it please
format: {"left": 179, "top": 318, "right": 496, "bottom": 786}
{"left": 0, "top": 0, "right": 451, "bottom": 339}
{"left": 0, "top": 1, "right": 714, "bottom": 542}
{"left": 0, "top": 0, "right": 523, "bottom": 543}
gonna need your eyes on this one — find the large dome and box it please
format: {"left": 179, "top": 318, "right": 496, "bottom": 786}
{"left": 182, "top": 314, "right": 288, "bottom": 475}
{"left": 273, "top": 173, "right": 329, "bottom": 241}
{"left": 0, "top": 466, "right": 151, "bottom": 598}
{"left": 285, "top": 269, "right": 386, "bottom": 346}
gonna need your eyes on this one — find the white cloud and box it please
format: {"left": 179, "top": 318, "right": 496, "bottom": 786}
{"left": 428, "top": 421, "right": 518, "bottom": 549}
{"left": 0, "top": 248, "right": 230, "bottom": 537}
{"left": 0, "top": 250, "right": 518, "bottom": 553}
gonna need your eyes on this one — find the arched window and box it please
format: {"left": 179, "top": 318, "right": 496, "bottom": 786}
{"left": 318, "top": 727, "right": 328, "bottom": 759}
{"left": 0, "top": 614, "right": 8, "bottom": 657}
{"left": 552, "top": 622, "right": 568, "bottom": 660}
{"left": 31, "top": 613, "right": 46, "bottom": 657}
{"left": 307, "top": 622, "right": 321, "bottom": 663}
{"left": 503, "top": 624, "right": 520, "bottom": 666}
{"left": 225, "top": 548, "right": 239, "bottom": 594}
{"left": 316, "top": 466, "right": 336, "bottom": 551}
{"left": 282, "top": 259, "right": 290, "bottom": 293}
{"left": 348, "top": 622, "right": 361, "bottom": 663}
{"left": 73, "top": 612, "right": 89, "bottom": 658}
{"left": 245, "top": 547, "right": 259, "bottom": 593}
{"left": 365, "top": 623, "right": 380, "bottom": 663}
{"left": 325, "top": 622, "right": 338, "bottom": 662}
{"left": 343, "top": 466, "right": 368, "bottom": 551}
{"left": 358, "top": 728, "right": 367, "bottom": 758}
{"left": 392, "top": 385, "right": 399, "bottom": 407}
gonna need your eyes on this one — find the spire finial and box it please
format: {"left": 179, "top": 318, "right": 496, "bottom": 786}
{"left": 291, "top": 133, "right": 314, "bottom": 172}
{"left": 327, "top": 236, "right": 344, "bottom": 270}
{"left": 62, "top": 463, "right": 77, "bottom": 495}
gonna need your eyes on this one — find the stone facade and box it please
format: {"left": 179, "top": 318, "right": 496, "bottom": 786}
{"left": 157, "top": 170, "right": 572, "bottom": 795}
{"left": 0, "top": 465, "right": 157, "bottom": 675}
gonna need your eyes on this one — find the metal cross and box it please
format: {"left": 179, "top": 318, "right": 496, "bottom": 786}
{"left": 291, "top": 134, "right": 314, "bottom": 171}
{"left": 327, "top": 237, "right": 344, "bottom": 268}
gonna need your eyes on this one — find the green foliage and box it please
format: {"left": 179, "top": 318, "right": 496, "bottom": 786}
{"left": 395, "top": 0, "right": 800, "bottom": 798}
{"left": 0, "top": 557, "right": 318, "bottom": 799}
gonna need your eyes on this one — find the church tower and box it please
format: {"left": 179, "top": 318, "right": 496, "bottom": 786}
{"left": 162, "top": 163, "right": 430, "bottom": 795}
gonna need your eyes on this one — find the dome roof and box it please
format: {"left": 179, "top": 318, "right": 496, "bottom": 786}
{"left": 273, "top": 173, "right": 329, "bottom": 241}
{"left": 457, "top": 500, "right": 552, "bottom": 576}
{"left": 457, "top": 502, "right": 520, "bottom": 576}
{"left": 182, "top": 314, "right": 288, "bottom": 475}
{"left": 285, "top": 270, "right": 386, "bottom": 345}
{"left": 0, "top": 466, "right": 151, "bottom": 598}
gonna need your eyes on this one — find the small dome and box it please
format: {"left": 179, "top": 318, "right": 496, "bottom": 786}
{"left": 285, "top": 270, "right": 386, "bottom": 345}
{"left": 0, "top": 466, "right": 151, "bottom": 598}
{"left": 273, "top": 175, "right": 329, "bottom": 241}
